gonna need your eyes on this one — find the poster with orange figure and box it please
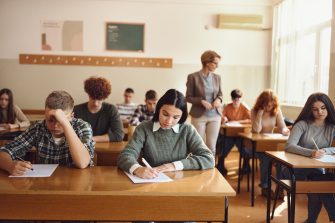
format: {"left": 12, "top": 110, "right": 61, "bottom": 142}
{"left": 41, "top": 20, "right": 83, "bottom": 51}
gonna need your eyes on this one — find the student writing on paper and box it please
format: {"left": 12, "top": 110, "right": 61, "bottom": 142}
{"left": 0, "top": 91, "right": 95, "bottom": 176}
{"left": 0, "top": 88, "right": 30, "bottom": 130}
{"left": 118, "top": 89, "right": 215, "bottom": 179}
{"left": 285, "top": 92, "right": 335, "bottom": 223}
{"left": 250, "top": 89, "right": 290, "bottom": 199}
{"left": 217, "top": 89, "right": 251, "bottom": 175}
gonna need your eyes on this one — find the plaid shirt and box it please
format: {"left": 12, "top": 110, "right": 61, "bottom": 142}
{"left": 130, "top": 104, "right": 155, "bottom": 126}
{"left": 0, "top": 118, "right": 95, "bottom": 166}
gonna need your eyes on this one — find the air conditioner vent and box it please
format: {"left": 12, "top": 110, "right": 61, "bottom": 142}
{"left": 217, "top": 14, "right": 268, "bottom": 30}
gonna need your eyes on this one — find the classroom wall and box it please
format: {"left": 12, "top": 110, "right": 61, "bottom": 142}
{"left": 0, "top": 0, "right": 272, "bottom": 109}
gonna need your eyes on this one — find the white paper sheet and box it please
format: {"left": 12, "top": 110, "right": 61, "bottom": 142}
{"left": 263, "top": 133, "right": 284, "bottom": 138}
{"left": 9, "top": 164, "right": 59, "bottom": 177}
{"left": 314, "top": 155, "right": 335, "bottom": 163}
{"left": 225, "top": 121, "right": 242, "bottom": 127}
{"left": 124, "top": 171, "right": 173, "bottom": 183}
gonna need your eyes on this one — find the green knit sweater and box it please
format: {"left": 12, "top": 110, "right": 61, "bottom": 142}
{"left": 118, "top": 121, "right": 215, "bottom": 172}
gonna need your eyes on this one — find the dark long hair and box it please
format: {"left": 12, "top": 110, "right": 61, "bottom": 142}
{"left": 294, "top": 92, "right": 335, "bottom": 126}
{"left": 152, "top": 89, "right": 188, "bottom": 124}
{"left": 0, "top": 88, "right": 15, "bottom": 123}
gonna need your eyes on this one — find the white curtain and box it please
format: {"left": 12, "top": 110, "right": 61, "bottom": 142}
{"left": 271, "top": 0, "right": 332, "bottom": 106}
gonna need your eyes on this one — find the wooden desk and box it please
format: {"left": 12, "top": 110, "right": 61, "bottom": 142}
{"left": 95, "top": 141, "right": 127, "bottom": 166}
{"left": 0, "top": 141, "right": 127, "bottom": 166}
{"left": 265, "top": 151, "right": 335, "bottom": 223}
{"left": 221, "top": 123, "right": 251, "bottom": 137}
{"left": 0, "top": 126, "right": 28, "bottom": 140}
{"left": 217, "top": 123, "right": 251, "bottom": 173}
{"left": 238, "top": 132, "right": 288, "bottom": 206}
{"left": 0, "top": 166, "right": 236, "bottom": 222}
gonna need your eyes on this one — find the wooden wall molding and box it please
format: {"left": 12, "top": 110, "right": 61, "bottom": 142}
{"left": 19, "top": 54, "right": 173, "bottom": 68}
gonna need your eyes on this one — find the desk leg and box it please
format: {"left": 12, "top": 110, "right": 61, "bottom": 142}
{"left": 251, "top": 141, "right": 256, "bottom": 206}
{"left": 289, "top": 168, "right": 296, "bottom": 223}
{"left": 216, "top": 130, "right": 226, "bottom": 174}
{"left": 266, "top": 158, "right": 273, "bottom": 223}
{"left": 225, "top": 196, "right": 229, "bottom": 223}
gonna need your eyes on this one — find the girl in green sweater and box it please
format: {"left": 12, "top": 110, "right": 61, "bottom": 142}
{"left": 118, "top": 89, "right": 215, "bottom": 179}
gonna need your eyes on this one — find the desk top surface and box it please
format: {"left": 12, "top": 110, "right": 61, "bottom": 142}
{"left": 221, "top": 123, "right": 251, "bottom": 129}
{"left": 238, "top": 132, "right": 289, "bottom": 141}
{"left": 266, "top": 151, "right": 335, "bottom": 168}
{"left": 0, "top": 166, "right": 236, "bottom": 196}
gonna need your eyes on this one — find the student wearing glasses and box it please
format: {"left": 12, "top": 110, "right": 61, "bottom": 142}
{"left": 285, "top": 92, "right": 335, "bottom": 223}
{"left": 186, "top": 50, "right": 223, "bottom": 158}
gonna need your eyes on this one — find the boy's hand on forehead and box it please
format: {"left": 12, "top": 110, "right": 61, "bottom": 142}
{"left": 47, "top": 109, "right": 72, "bottom": 125}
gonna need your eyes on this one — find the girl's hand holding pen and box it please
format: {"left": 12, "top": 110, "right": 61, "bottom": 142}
{"left": 311, "top": 149, "right": 325, "bottom": 158}
{"left": 134, "top": 158, "right": 162, "bottom": 179}
{"left": 133, "top": 166, "right": 159, "bottom": 179}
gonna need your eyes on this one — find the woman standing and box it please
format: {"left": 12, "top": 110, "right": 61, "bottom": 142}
{"left": 186, "top": 50, "right": 223, "bottom": 157}
{"left": 0, "top": 88, "right": 30, "bottom": 129}
{"left": 285, "top": 92, "right": 335, "bottom": 223}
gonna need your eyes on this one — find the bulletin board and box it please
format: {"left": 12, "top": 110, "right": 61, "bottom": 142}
{"left": 106, "top": 22, "right": 145, "bottom": 52}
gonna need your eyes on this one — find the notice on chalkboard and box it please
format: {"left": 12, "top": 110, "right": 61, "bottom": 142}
{"left": 106, "top": 22, "right": 145, "bottom": 52}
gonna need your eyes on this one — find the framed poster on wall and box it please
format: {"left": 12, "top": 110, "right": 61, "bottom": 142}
{"left": 106, "top": 22, "right": 145, "bottom": 52}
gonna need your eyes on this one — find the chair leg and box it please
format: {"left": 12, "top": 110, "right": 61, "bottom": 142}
{"left": 237, "top": 152, "right": 243, "bottom": 193}
{"left": 271, "top": 184, "right": 280, "bottom": 219}
{"left": 247, "top": 167, "right": 250, "bottom": 192}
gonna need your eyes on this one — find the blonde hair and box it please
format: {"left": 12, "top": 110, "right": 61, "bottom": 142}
{"left": 201, "top": 50, "right": 221, "bottom": 67}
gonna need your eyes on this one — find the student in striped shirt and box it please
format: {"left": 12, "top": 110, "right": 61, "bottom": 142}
{"left": 130, "top": 90, "right": 158, "bottom": 126}
{"left": 117, "top": 88, "right": 138, "bottom": 122}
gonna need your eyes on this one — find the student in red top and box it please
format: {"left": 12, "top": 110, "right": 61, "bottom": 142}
{"left": 217, "top": 89, "right": 251, "bottom": 175}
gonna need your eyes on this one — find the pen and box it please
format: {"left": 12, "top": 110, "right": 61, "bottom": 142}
{"left": 16, "top": 157, "right": 34, "bottom": 171}
{"left": 141, "top": 158, "right": 152, "bottom": 168}
{"left": 311, "top": 138, "right": 320, "bottom": 151}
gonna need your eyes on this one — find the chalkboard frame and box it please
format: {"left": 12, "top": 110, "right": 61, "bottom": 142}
{"left": 106, "top": 22, "right": 145, "bottom": 52}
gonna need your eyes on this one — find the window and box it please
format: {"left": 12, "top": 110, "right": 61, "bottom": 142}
{"left": 271, "top": 0, "right": 332, "bottom": 106}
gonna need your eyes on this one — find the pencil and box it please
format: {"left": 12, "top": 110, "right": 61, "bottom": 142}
{"left": 311, "top": 137, "right": 320, "bottom": 151}
{"left": 141, "top": 158, "right": 152, "bottom": 168}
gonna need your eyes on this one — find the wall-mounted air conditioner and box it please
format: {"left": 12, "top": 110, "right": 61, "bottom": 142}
{"left": 217, "top": 14, "right": 270, "bottom": 31}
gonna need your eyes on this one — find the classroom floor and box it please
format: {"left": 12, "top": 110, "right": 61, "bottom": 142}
{"left": 224, "top": 151, "right": 331, "bottom": 223}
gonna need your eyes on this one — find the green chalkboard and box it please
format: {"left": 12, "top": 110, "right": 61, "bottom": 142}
{"left": 106, "top": 22, "right": 145, "bottom": 52}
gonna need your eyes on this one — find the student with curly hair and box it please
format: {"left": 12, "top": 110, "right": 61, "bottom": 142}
{"left": 0, "top": 88, "right": 30, "bottom": 129}
{"left": 74, "top": 76, "right": 124, "bottom": 142}
{"left": 251, "top": 89, "right": 289, "bottom": 198}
